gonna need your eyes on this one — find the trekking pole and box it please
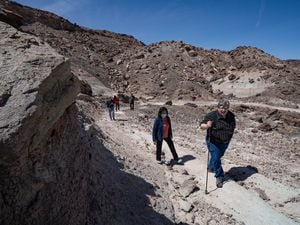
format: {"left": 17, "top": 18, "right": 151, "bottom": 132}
{"left": 205, "top": 148, "right": 209, "bottom": 195}
{"left": 204, "top": 127, "right": 211, "bottom": 195}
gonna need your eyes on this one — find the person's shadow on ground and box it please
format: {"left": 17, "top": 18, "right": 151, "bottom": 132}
{"left": 115, "top": 118, "right": 128, "bottom": 121}
{"left": 180, "top": 155, "right": 196, "bottom": 164}
{"left": 168, "top": 155, "right": 196, "bottom": 166}
{"left": 224, "top": 165, "right": 258, "bottom": 182}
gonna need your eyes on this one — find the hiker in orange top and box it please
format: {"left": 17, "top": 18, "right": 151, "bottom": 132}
{"left": 152, "top": 107, "right": 182, "bottom": 165}
{"left": 113, "top": 95, "right": 120, "bottom": 111}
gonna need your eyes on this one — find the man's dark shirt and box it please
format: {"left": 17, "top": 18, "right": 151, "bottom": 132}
{"left": 201, "top": 110, "right": 236, "bottom": 144}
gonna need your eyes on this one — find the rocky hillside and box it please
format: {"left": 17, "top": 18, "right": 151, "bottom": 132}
{"left": 1, "top": 1, "right": 299, "bottom": 106}
{"left": 110, "top": 42, "right": 296, "bottom": 102}
{"left": 0, "top": 0, "right": 144, "bottom": 94}
{"left": 286, "top": 59, "right": 300, "bottom": 72}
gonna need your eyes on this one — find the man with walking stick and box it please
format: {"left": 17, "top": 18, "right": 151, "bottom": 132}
{"left": 200, "top": 99, "right": 236, "bottom": 189}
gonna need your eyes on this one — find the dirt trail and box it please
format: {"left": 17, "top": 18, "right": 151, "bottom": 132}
{"left": 96, "top": 105, "right": 300, "bottom": 225}
{"left": 183, "top": 151, "right": 300, "bottom": 225}
{"left": 144, "top": 100, "right": 300, "bottom": 114}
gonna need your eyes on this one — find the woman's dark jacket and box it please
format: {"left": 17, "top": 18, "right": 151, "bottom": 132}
{"left": 152, "top": 116, "right": 173, "bottom": 142}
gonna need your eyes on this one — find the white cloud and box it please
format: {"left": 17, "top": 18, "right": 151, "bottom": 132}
{"left": 256, "top": 0, "right": 266, "bottom": 27}
{"left": 42, "top": 0, "right": 85, "bottom": 17}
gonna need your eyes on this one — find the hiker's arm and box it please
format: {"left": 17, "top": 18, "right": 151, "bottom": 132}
{"left": 152, "top": 119, "right": 158, "bottom": 143}
{"left": 200, "top": 121, "right": 213, "bottom": 130}
{"left": 200, "top": 114, "right": 213, "bottom": 130}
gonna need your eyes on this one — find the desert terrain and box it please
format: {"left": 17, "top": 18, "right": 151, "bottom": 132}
{"left": 0, "top": 1, "right": 299, "bottom": 225}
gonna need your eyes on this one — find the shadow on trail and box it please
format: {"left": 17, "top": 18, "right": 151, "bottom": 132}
{"left": 88, "top": 126, "right": 189, "bottom": 225}
{"left": 115, "top": 118, "right": 128, "bottom": 121}
{"left": 179, "top": 155, "right": 196, "bottom": 164}
{"left": 225, "top": 165, "right": 258, "bottom": 182}
{"left": 167, "top": 155, "right": 196, "bottom": 167}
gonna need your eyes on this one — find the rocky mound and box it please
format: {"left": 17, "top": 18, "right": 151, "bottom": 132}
{"left": 110, "top": 42, "right": 299, "bottom": 104}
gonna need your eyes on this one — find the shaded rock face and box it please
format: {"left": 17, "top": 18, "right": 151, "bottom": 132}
{"left": 0, "top": 106, "right": 90, "bottom": 225}
{"left": 0, "top": 7, "right": 23, "bottom": 28}
{"left": 0, "top": 21, "right": 91, "bottom": 225}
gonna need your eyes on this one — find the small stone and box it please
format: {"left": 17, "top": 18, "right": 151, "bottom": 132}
{"left": 179, "top": 200, "right": 193, "bottom": 212}
{"left": 258, "top": 123, "right": 272, "bottom": 132}
{"left": 165, "top": 100, "right": 172, "bottom": 106}
{"left": 135, "top": 53, "right": 145, "bottom": 59}
{"left": 255, "top": 188, "right": 270, "bottom": 201}
{"left": 185, "top": 213, "right": 195, "bottom": 223}
{"left": 123, "top": 81, "right": 129, "bottom": 87}
{"left": 228, "top": 74, "right": 236, "bottom": 80}
{"left": 180, "top": 179, "right": 199, "bottom": 197}
{"left": 188, "top": 50, "right": 197, "bottom": 57}
{"left": 180, "top": 169, "right": 189, "bottom": 175}
{"left": 140, "top": 64, "right": 148, "bottom": 69}
{"left": 123, "top": 74, "right": 130, "bottom": 80}
{"left": 116, "top": 59, "right": 123, "bottom": 65}
{"left": 184, "top": 103, "right": 198, "bottom": 108}
{"left": 249, "top": 78, "right": 255, "bottom": 83}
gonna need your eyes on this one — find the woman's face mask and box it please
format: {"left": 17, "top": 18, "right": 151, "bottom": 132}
{"left": 161, "top": 112, "right": 167, "bottom": 118}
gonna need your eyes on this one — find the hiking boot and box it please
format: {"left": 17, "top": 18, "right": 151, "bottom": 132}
{"left": 174, "top": 158, "right": 183, "bottom": 165}
{"left": 216, "top": 177, "right": 224, "bottom": 188}
{"left": 157, "top": 160, "right": 164, "bottom": 165}
{"left": 165, "top": 160, "right": 173, "bottom": 167}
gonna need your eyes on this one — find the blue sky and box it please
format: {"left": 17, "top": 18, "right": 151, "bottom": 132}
{"left": 16, "top": 0, "right": 300, "bottom": 59}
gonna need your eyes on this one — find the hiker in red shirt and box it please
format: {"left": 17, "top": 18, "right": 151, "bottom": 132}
{"left": 152, "top": 107, "right": 182, "bottom": 165}
{"left": 113, "top": 95, "right": 120, "bottom": 111}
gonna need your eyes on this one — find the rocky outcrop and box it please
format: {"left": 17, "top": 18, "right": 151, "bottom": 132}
{"left": 0, "top": 0, "right": 77, "bottom": 31}
{"left": 0, "top": 21, "right": 79, "bottom": 162}
{"left": 0, "top": 7, "right": 23, "bottom": 28}
{"left": 0, "top": 21, "right": 90, "bottom": 225}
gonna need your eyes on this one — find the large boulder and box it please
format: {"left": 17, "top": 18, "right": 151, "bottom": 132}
{"left": 0, "top": 21, "right": 79, "bottom": 160}
{"left": 0, "top": 21, "right": 89, "bottom": 225}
